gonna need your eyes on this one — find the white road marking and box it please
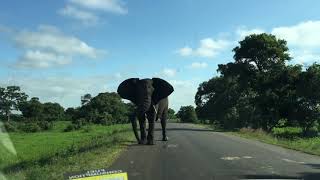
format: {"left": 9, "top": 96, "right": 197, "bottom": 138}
{"left": 221, "top": 156, "right": 254, "bottom": 161}
{"left": 221, "top": 156, "right": 241, "bottom": 160}
{"left": 242, "top": 156, "right": 253, "bottom": 159}
{"left": 282, "top": 158, "right": 305, "bottom": 164}
{"left": 167, "top": 144, "right": 178, "bottom": 148}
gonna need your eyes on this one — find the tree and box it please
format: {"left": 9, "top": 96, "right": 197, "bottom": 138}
{"left": 233, "top": 33, "right": 291, "bottom": 72}
{"left": 177, "top": 106, "right": 198, "bottom": 123}
{"left": 195, "top": 33, "right": 294, "bottom": 131}
{"left": 0, "top": 86, "right": 28, "bottom": 122}
{"left": 81, "top": 93, "right": 92, "bottom": 105}
{"left": 20, "top": 97, "right": 43, "bottom": 121}
{"left": 42, "top": 102, "right": 65, "bottom": 121}
{"left": 65, "top": 107, "right": 78, "bottom": 121}
{"left": 168, "top": 108, "right": 176, "bottom": 119}
{"left": 294, "top": 63, "right": 320, "bottom": 135}
{"left": 80, "top": 92, "right": 129, "bottom": 124}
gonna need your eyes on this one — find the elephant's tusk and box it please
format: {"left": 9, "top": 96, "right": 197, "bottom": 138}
{"left": 153, "top": 105, "right": 157, "bottom": 114}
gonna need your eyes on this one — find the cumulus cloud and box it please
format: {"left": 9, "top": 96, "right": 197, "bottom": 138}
{"left": 15, "top": 50, "right": 72, "bottom": 68}
{"left": 236, "top": 26, "right": 265, "bottom": 39}
{"left": 69, "top": 0, "right": 128, "bottom": 15}
{"left": 188, "top": 62, "right": 208, "bottom": 69}
{"left": 270, "top": 20, "right": 320, "bottom": 65}
{"left": 167, "top": 79, "right": 198, "bottom": 111}
{"left": 58, "top": 5, "right": 99, "bottom": 25}
{"left": 272, "top": 20, "right": 320, "bottom": 49}
{"left": 162, "top": 68, "right": 176, "bottom": 77}
{"left": 0, "top": 74, "right": 122, "bottom": 108}
{"left": 177, "top": 38, "right": 230, "bottom": 58}
{"left": 177, "top": 46, "right": 193, "bottom": 56}
{"left": 8, "top": 25, "right": 105, "bottom": 68}
{"left": 290, "top": 50, "right": 320, "bottom": 66}
{"left": 15, "top": 25, "right": 102, "bottom": 58}
{"left": 236, "top": 21, "right": 320, "bottom": 66}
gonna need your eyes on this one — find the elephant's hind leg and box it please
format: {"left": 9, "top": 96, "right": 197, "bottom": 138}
{"left": 161, "top": 110, "right": 168, "bottom": 141}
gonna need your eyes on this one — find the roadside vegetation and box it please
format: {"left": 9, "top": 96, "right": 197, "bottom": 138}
{"left": 0, "top": 121, "right": 134, "bottom": 180}
{"left": 0, "top": 88, "right": 136, "bottom": 179}
{"left": 229, "top": 127, "right": 320, "bottom": 156}
{"left": 175, "top": 33, "right": 320, "bottom": 156}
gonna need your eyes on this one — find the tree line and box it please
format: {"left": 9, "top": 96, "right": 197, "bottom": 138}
{"left": 195, "top": 33, "right": 320, "bottom": 135}
{"left": 0, "top": 87, "right": 135, "bottom": 132}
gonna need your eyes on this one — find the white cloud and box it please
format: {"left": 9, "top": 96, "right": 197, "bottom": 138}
{"left": 272, "top": 20, "right": 320, "bottom": 48}
{"left": 177, "top": 46, "right": 193, "bottom": 56}
{"left": 162, "top": 68, "right": 176, "bottom": 77}
{"left": 58, "top": 5, "right": 99, "bottom": 25}
{"left": 0, "top": 74, "right": 122, "bottom": 108}
{"left": 177, "top": 38, "right": 230, "bottom": 58}
{"left": 236, "top": 26, "right": 265, "bottom": 39}
{"left": 290, "top": 50, "right": 320, "bottom": 65}
{"left": 196, "top": 38, "right": 229, "bottom": 57}
{"left": 15, "top": 50, "right": 72, "bottom": 68}
{"left": 167, "top": 79, "right": 198, "bottom": 111}
{"left": 235, "top": 21, "right": 320, "bottom": 65}
{"left": 69, "top": 0, "right": 128, "bottom": 15}
{"left": 270, "top": 20, "right": 320, "bottom": 65}
{"left": 8, "top": 25, "right": 105, "bottom": 68}
{"left": 188, "top": 62, "right": 208, "bottom": 69}
{"left": 15, "top": 25, "right": 103, "bottom": 58}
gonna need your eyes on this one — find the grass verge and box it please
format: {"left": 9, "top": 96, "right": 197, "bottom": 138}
{"left": 228, "top": 128, "right": 320, "bottom": 156}
{"left": 0, "top": 122, "right": 135, "bottom": 180}
{"left": 199, "top": 124, "right": 320, "bottom": 156}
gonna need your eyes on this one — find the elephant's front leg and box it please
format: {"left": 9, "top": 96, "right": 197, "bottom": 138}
{"left": 146, "top": 108, "right": 156, "bottom": 145}
{"left": 129, "top": 112, "right": 140, "bottom": 143}
{"left": 137, "top": 113, "right": 147, "bottom": 144}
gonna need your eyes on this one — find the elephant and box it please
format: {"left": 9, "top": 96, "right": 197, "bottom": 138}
{"left": 117, "top": 78, "right": 174, "bottom": 145}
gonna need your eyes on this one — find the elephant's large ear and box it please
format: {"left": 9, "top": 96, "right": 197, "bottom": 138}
{"left": 117, "top": 78, "right": 139, "bottom": 103}
{"left": 152, "top": 78, "right": 174, "bottom": 104}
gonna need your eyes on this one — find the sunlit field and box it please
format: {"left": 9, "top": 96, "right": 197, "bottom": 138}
{"left": 1, "top": 121, "right": 134, "bottom": 180}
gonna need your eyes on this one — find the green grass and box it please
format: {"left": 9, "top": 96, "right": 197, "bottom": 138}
{"left": 198, "top": 124, "right": 320, "bottom": 156}
{"left": 0, "top": 121, "right": 135, "bottom": 180}
{"left": 228, "top": 127, "right": 320, "bottom": 156}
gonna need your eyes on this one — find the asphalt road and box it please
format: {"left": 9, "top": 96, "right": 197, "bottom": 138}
{"left": 111, "top": 123, "right": 320, "bottom": 180}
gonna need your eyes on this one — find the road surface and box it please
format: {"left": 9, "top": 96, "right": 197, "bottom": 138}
{"left": 111, "top": 123, "right": 320, "bottom": 180}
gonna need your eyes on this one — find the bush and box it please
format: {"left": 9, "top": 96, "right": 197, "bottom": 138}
{"left": 81, "top": 125, "right": 93, "bottom": 133}
{"left": 177, "top": 106, "right": 198, "bottom": 123}
{"left": 2, "top": 122, "right": 18, "bottom": 132}
{"left": 72, "top": 118, "right": 87, "bottom": 127}
{"left": 21, "top": 122, "right": 41, "bottom": 133}
{"left": 64, "top": 124, "right": 75, "bottom": 132}
{"left": 96, "top": 113, "right": 113, "bottom": 125}
{"left": 64, "top": 118, "right": 87, "bottom": 132}
{"left": 37, "top": 121, "right": 53, "bottom": 130}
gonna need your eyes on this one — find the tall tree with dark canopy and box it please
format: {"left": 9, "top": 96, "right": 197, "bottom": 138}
{"left": 19, "top": 97, "right": 43, "bottom": 121}
{"left": 195, "top": 33, "right": 293, "bottom": 131}
{"left": 0, "top": 86, "right": 28, "bottom": 122}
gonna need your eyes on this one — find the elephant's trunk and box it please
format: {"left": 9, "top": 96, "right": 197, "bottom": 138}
{"left": 138, "top": 97, "right": 152, "bottom": 114}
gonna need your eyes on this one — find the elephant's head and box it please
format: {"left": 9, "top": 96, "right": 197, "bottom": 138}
{"left": 117, "top": 78, "right": 174, "bottom": 114}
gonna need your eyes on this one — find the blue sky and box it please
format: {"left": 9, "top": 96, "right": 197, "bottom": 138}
{"left": 1, "top": 0, "right": 320, "bottom": 111}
